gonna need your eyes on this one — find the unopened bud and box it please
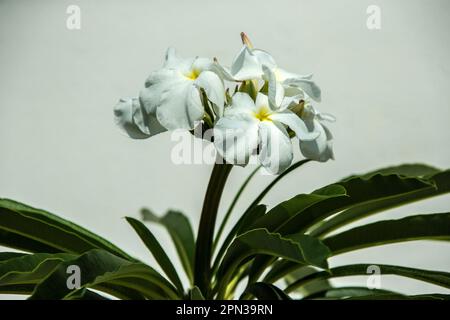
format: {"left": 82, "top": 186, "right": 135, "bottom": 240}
{"left": 240, "top": 32, "right": 253, "bottom": 49}
{"left": 289, "top": 100, "right": 305, "bottom": 118}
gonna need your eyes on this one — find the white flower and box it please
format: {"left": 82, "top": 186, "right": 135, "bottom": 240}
{"left": 114, "top": 97, "right": 166, "bottom": 139}
{"left": 214, "top": 90, "right": 318, "bottom": 174}
{"left": 298, "top": 103, "right": 335, "bottom": 162}
{"left": 217, "top": 33, "right": 321, "bottom": 102}
{"left": 139, "top": 48, "right": 225, "bottom": 131}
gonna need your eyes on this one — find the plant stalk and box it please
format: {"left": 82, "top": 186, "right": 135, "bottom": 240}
{"left": 213, "top": 165, "right": 261, "bottom": 253}
{"left": 194, "top": 158, "right": 232, "bottom": 297}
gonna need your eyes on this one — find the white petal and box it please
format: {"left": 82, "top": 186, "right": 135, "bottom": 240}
{"left": 194, "top": 71, "right": 225, "bottom": 117}
{"left": 226, "top": 92, "right": 258, "bottom": 116}
{"left": 271, "top": 110, "right": 319, "bottom": 141}
{"left": 140, "top": 82, "right": 167, "bottom": 115}
{"left": 209, "top": 63, "right": 236, "bottom": 81}
{"left": 156, "top": 81, "right": 204, "bottom": 130}
{"left": 299, "top": 120, "right": 333, "bottom": 162}
{"left": 317, "top": 112, "right": 336, "bottom": 122}
{"left": 284, "top": 86, "right": 305, "bottom": 99}
{"left": 262, "top": 65, "right": 284, "bottom": 109}
{"left": 141, "top": 68, "right": 183, "bottom": 114}
{"left": 252, "top": 49, "right": 277, "bottom": 69}
{"left": 255, "top": 92, "right": 270, "bottom": 110}
{"left": 144, "top": 68, "right": 179, "bottom": 87}
{"left": 163, "top": 47, "right": 181, "bottom": 68}
{"left": 230, "top": 46, "right": 263, "bottom": 81}
{"left": 283, "top": 77, "right": 322, "bottom": 102}
{"left": 214, "top": 113, "right": 259, "bottom": 166}
{"left": 114, "top": 97, "right": 166, "bottom": 139}
{"left": 191, "top": 57, "right": 214, "bottom": 72}
{"left": 275, "top": 68, "right": 312, "bottom": 82}
{"left": 258, "top": 121, "right": 293, "bottom": 174}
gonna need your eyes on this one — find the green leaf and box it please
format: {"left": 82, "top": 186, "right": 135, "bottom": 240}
{"left": 284, "top": 266, "right": 321, "bottom": 286}
{"left": 311, "top": 169, "right": 450, "bottom": 237}
{"left": 189, "top": 286, "right": 205, "bottom": 300}
{"left": 236, "top": 205, "right": 267, "bottom": 236}
{"left": 341, "top": 163, "right": 441, "bottom": 181}
{"left": 125, "top": 217, "right": 184, "bottom": 294}
{"left": 278, "top": 174, "right": 434, "bottom": 236}
{"left": 0, "top": 199, "right": 133, "bottom": 260}
{"left": 346, "top": 293, "right": 450, "bottom": 300}
{"left": 324, "top": 213, "right": 450, "bottom": 255}
{"left": 0, "top": 252, "right": 27, "bottom": 262}
{"left": 0, "top": 252, "right": 146, "bottom": 299}
{"left": 250, "top": 184, "right": 348, "bottom": 233}
{"left": 29, "top": 249, "right": 180, "bottom": 300}
{"left": 245, "top": 282, "right": 291, "bottom": 300}
{"left": 64, "top": 288, "right": 109, "bottom": 300}
{"left": 243, "top": 159, "right": 312, "bottom": 215}
{"left": 323, "top": 287, "right": 398, "bottom": 299}
{"left": 216, "top": 228, "right": 330, "bottom": 298}
{"left": 0, "top": 253, "right": 74, "bottom": 287}
{"left": 0, "top": 284, "right": 35, "bottom": 295}
{"left": 91, "top": 269, "right": 174, "bottom": 300}
{"left": 212, "top": 205, "right": 266, "bottom": 276}
{"left": 243, "top": 185, "right": 345, "bottom": 283}
{"left": 283, "top": 266, "right": 332, "bottom": 298}
{"left": 0, "top": 229, "right": 66, "bottom": 254}
{"left": 263, "top": 261, "right": 306, "bottom": 284}
{"left": 142, "top": 209, "right": 195, "bottom": 284}
{"left": 285, "top": 264, "right": 450, "bottom": 294}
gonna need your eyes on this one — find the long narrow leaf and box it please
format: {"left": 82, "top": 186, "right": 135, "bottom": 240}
{"left": 0, "top": 252, "right": 146, "bottom": 299}
{"left": 125, "top": 217, "right": 184, "bottom": 294}
{"left": 29, "top": 249, "right": 180, "bottom": 300}
{"left": 278, "top": 174, "right": 434, "bottom": 235}
{"left": 311, "top": 169, "right": 450, "bottom": 237}
{"left": 285, "top": 264, "right": 450, "bottom": 294}
{"left": 324, "top": 213, "right": 450, "bottom": 255}
{"left": 142, "top": 209, "right": 195, "bottom": 284}
{"left": 0, "top": 253, "right": 73, "bottom": 287}
{"left": 0, "top": 199, "right": 133, "bottom": 260}
{"left": 245, "top": 282, "right": 291, "bottom": 300}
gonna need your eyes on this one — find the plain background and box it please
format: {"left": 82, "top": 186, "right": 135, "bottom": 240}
{"left": 0, "top": 0, "right": 449, "bottom": 299}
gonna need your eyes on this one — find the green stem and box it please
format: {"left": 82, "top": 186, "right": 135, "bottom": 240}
{"left": 212, "top": 165, "right": 261, "bottom": 253}
{"left": 194, "top": 159, "right": 232, "bottom": 297}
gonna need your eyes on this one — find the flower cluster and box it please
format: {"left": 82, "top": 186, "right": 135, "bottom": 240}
{"left": 114, "top": 33, "right": 335, "bottom": 174}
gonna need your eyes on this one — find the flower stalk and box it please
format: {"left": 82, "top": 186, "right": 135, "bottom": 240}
{"left": 194, "top": 159, "right": 232, "bottom": 297}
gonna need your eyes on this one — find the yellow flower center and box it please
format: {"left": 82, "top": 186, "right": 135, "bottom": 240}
{"left": 185, "top": 69, "right": 200, "bottom": 80}
{"left": 254, "top": 106, "right": 272, "bottom": 122}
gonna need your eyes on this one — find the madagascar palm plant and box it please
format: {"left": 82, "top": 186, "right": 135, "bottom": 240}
{"left": 1, "top": 33, "right": 449, "bottom": 300}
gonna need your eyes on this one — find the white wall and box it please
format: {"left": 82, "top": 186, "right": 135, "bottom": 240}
{"left": 0, "top": 0, "right": 449, "bottom": 299}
